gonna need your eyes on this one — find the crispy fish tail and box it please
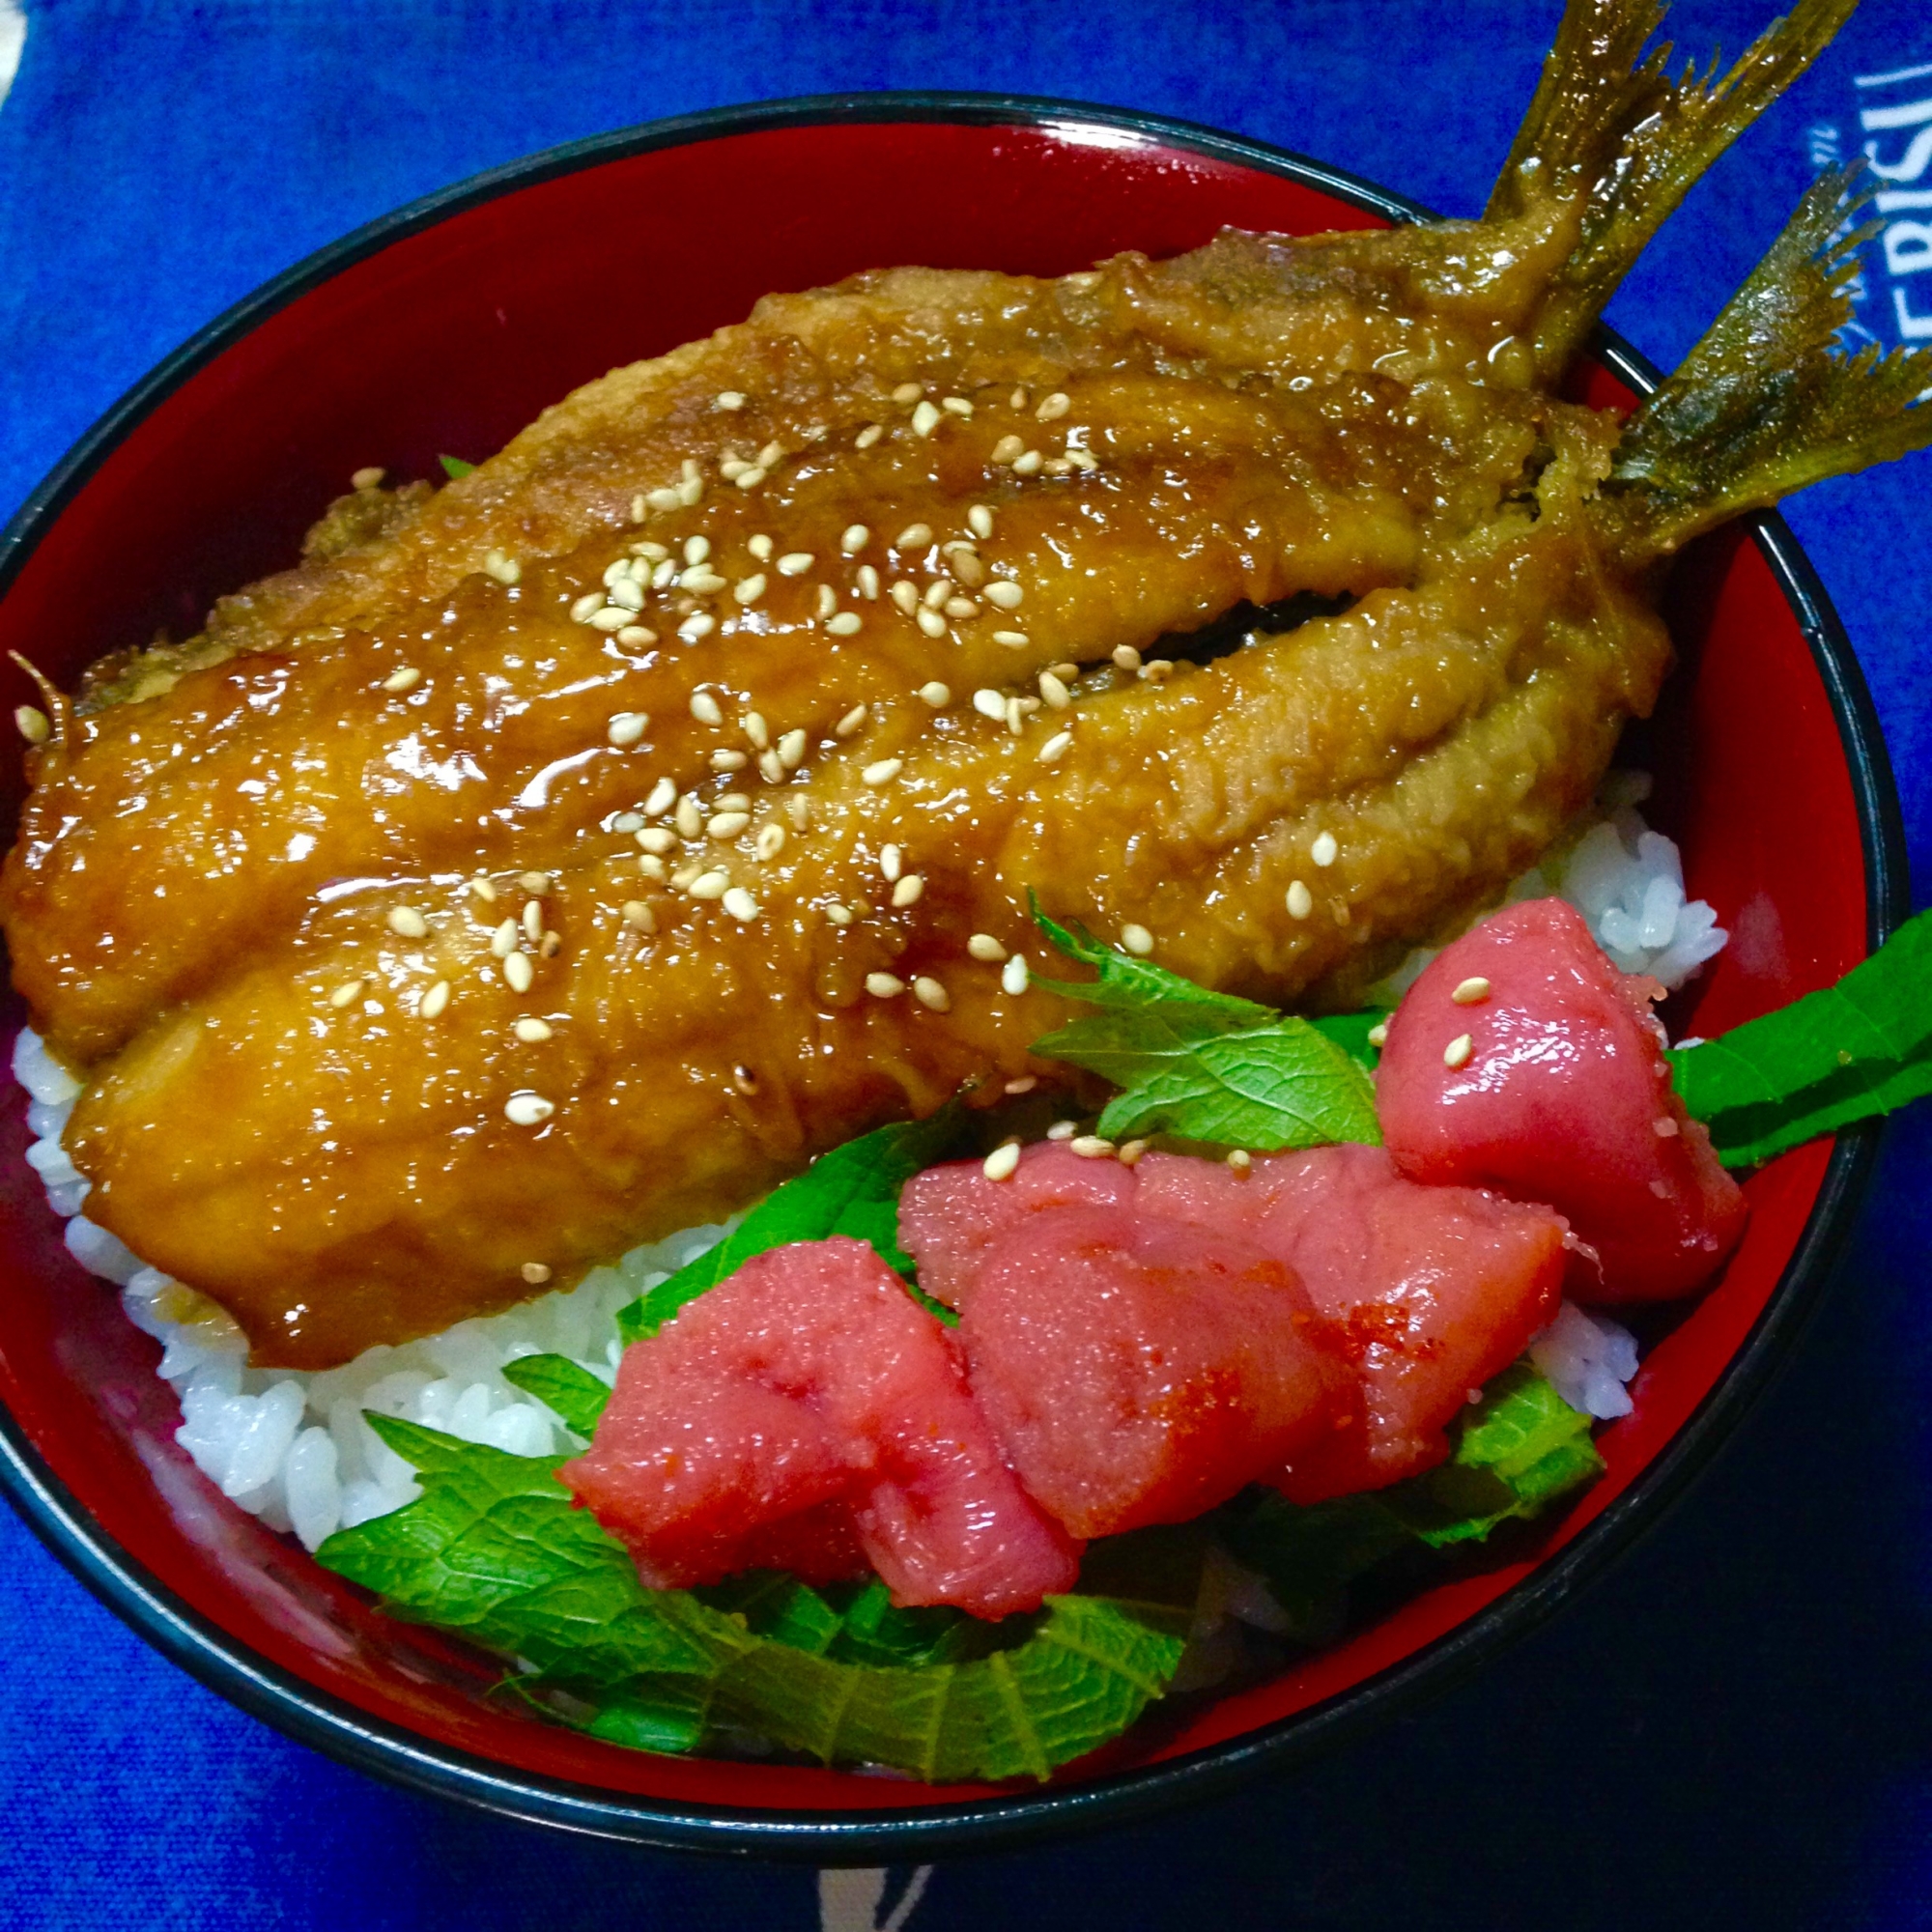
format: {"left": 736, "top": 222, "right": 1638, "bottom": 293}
{"left": 1607, "top": 166, "right": 1932, "bottom": 557}
{"left": 1493, "top": 0, "right": 1858, "bottom": 379}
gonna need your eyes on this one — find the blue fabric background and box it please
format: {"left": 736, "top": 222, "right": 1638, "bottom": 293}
{"left": 1, "top": 3, "right": 1928, "bottom": 1926}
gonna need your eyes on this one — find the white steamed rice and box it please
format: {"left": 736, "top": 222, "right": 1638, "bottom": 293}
{"left": 15, "top": 777, "right": 1700, "bottom": 1552}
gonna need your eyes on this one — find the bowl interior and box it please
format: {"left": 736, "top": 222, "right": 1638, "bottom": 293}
{"left": 0, "top": 108, "right": 1880, "bottom": 1837}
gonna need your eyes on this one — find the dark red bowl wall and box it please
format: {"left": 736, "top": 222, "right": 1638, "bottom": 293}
{"left": 0, "top": 117, "right": 1870, "bottom": 1814}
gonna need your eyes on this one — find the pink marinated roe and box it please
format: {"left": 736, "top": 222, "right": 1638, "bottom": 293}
{"left": 559, "top": 1236, "right": 1082, "bottom": 1619}
{"left": 903, "top": 1141, "right": 1565, "bottom": 1516}
{"left": 1377, "top": 897, "right": 1747, "bottom": 1303}
{"left": 950, "top": 1201, "right": 1343, "bottom": 1538}
{"left": 1138, "top": 1144, "right": 1569, "bottom": 1500}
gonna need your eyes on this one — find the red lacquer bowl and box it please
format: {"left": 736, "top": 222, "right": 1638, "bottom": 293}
{"left": 0, "top": 99, "right": 1906, "bottom": 1860}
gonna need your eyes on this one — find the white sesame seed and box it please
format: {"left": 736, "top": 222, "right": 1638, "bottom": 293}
{"left": 778, "top": 727, "right": 809, "bottom": 769}
{"left": 835, "top": 704, "right": 867, "bottom": 737}
{"left": 912, "top": 975, "right": 950, "bottom": 1010}
{"left": 1451, "top": 977, "right": 1492, "bottom": 1005}
{"left": 640, "top": 780, "right": 678, "bottom": 822}
{"left": 505, "top": 1092, "right": 554, "bottom": 1127}
{"left": 420, "top": 979, "right": 450, "bottom": 1019}
{"left": 1066, "top": 447, "right": 1099, "bottom": 472}
{"left": 1367, "top": 1020, "right": 1389, "bottom": 1048}
{"left": 890, "top": 581, "right": 920, "bottom": 613}
{"left": 777, "top": 552, "right": 814, "bottom": 576}
{"left": 895, "top": 523, "right": 933, "bottom": 550}
{"left": 14, "top": 705, "right": 50, "bottom": 746}
{"left": 892, "top": 381, "right": 924, "bottom": 404}
{"left": 718, "top": 457, "right": 750, "bottom": 479}
{"left": 740, "top": 711, "right": 768, "bottom": 751}
{"left": 1226, "top": 1149, "right": 1252, "bottom": 1174}
{"left": 911, "top": 400, "right": 942, "bottom": 436}
{"left": 1112, "top": 645, "right": 1142, "bottom": 671}
{"left": 942, "top": 396, "right": 973, "bottom": 416}
{"left": 1037, "top": 730, "right": 1072, "bottom": 763}
{"left": 840, "top": 524, "right": 870, "bottom": 554}
{"left": 985, "top": 580, "right": 1024, "bottom": 611}
{"left": 879, "top": 843, "right": 902, "bottom": 883}
{"left": 788, "top": 794, "right": 811, "bottom": 829}
{"left": 383, "top": 906, "right": 424, "bottom": 940}
{"left": 972, "top": 688, "right": 1006, "bottom": 721}
{"left": 893, "top": 875, "right": 925, "bottom": 908}
{"left": 1139, "top": 659, "right": 1174, "bottom": 683}
{"left": 329, "top": 978, "right": 365, "bottom": 1009}
{"left": 855, "top": 423, "right": 884, "bottom": 448}
{"left": 755, "top": 823, "right": 786, "bottom": 860}
{"left": 1122, "top": 923, "right": 1154, "bottom": 956}
{"left": 1005, "top": 698, "right": 1025, "bottom": 734}
{"left": 382, "top": 667, "right": 421, "bottom": 694}
{"left": 503, "top": 952, "right": 534, "bottom": 994}
{"left": 521, "top": 1262, "right": 554, "bottom": 1286}
{"left": 679, "top": 613, "right": 717, "bottom": 642}
{"left": 967, "top": 504, "right": 995, "bottom": 539}
{"left": 716, "top": 792, "right": 752, "bottom": 811}
{"left": 826, "top": 902, "right": 853, "bottom": 925}
{"left": 352, "top": 465, "right": 385, "bottom": 491}
{"left": 950, "top": 549, "right": 985, "bottom": 587}
{"left": 608, "top": 576, "right": 646, "bottom": 610}
{"left": 607, "top": 711, "right": 649, "bottom": 748}
{"left": 757, "top": 440, "right": 783, "bottom": 469}
{"left": 1044, "top": 456, "right": 1073, "bottom": 476}
{"left": 522, "top": 898, "right": 544, "bottom": 943}
{"left": 749, "top": 534, "right": 774, "bottom": 561}
{"left": 670, "top": 863, "right": 703, "bottom": 891}
{"left": 490, "top": 919, "right": 519, "bottom": 958}
{"left": 943, "top": 596, "right": 977, "bottom": 620}
{"left": 651, "top": 557, "right": 677, "bottom": 588}
{"left": 590, "top": 606, "right": 632, "bottom": 632}
{"left": 856, "top": 565, "right": 881, "bottom": 599}
{"left": 616, "top": 625, "right": 657, "bottom": 647}
{"left": 917, "top": 681, "right": 951, "bottom": 708}
{"left": 1005, "top": 1074, "right": 1037, "bottom": 1094}
{"left": 631, "top": 494, "right": 648, "bottom": 522}
{"left": 1119, "top": 1139, "right": 1148, "bottom": 1166}
{"left": 706, "top": 810, "right": 751, "bottom": 839}
{"left": 968, "top": 932, "right": 1008, "bottom": 962}
{"left": 1069, "top": 1135, "right": 1115, "bottom": 1158}
{"left": 468, "top": 880, "right": 499, "bottom": 912}
{"left": 637, "top": 826, "right": 676, "bottom": 856}
{"left": 1311, "top": 831, "right": 1340, "bottom": 868}
{"left": 714, "top": 390, "right": 746, "bottom": 412}
{"left": 680, "top": 570, "right": 726, "bottom": 595}
{"left": 723, "top": 886, "right": 759, "bottom": 922}
{"left": 827, "top": 611, "right": 864, "bottom": 637}
{"left": 1036, "top": 391, "right": 1071, "bottom": 421}
{"left": 916, "top": 610, "right": 948, "bottom": 639}
{"left": 638, "top": 855, "right": 668, "bottom": 881}
{"left": 710, "top": 749, "right": 748, "bottom": 772}
{"left": 1001, "top": 953, "right": 1030, "bottom": 995}
{"left": 646, "top": 487, "right": 681, "bottom": 513}
{"left": 1046, "top": 1120, "right": 1076, "bottom": 1141}
{"left": 862, "top": 757, "right": 903, "bottom": 785}
{"left": 688, "top": 870, "right": 730, "bottom": 899}
{"left": 682, "top": 535, "right": 710, "bottom": 566}
{"left": 514, "top": 1016, "right": 554, "bottom": 1043}
{"left": 982, "top": 1141, "right": 1022, "bottom": 1181}
{"left": 865, "top": 972, "right": 905, "bottom": 999}
{"left": 990, "top": 434, "right": 1025, "bottom": 465}
{"left": 1444, "top": 1033, "right": 1475, "bottom": 1069}
{"left": 921, "top": 580, "right": 950, "bottom": 611}
{"left": 993, "top": 630, "right": 1030, "bottom": 648}
{"left": 1287, "top": 880, "right": 1314, "bottom": 920}
{"left": 816, "top": 584, "right": 838, "bottom": 619}
{"left": 622, "top": 899, "right": 656, "bottom": 931}
{"left": 673, "top": 796, "right": 703, "bottom": 839}
{"left": 1038, "top": 671, "right": 1070, "bottom": 709}
{"left": 690, "top": 692, "right": 724, "bottom": 725}
{"left": 1012, "top": 449, "right": 1043, "bottom": 475}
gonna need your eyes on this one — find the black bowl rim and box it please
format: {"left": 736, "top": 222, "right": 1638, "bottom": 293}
{"left": 0, "top": 90, "right": 1908, "bottom": 1864}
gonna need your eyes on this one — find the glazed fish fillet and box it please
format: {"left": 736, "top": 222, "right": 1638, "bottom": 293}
{"left": 9, "top": 0, "right": 1928, "bottom": 1366}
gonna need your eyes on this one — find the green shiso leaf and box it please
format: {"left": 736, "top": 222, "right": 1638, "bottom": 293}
{"left": 615, "top": 1106, "right": 967, "bottom": 1342}
{"left": 316, "top": 1416, "right": 1186, "bottom": 1779}
{"left": 438, "top": 454, "right": 476, "bottom": 478}
{"left": 1029, "top": 900, "right": 1380, "bottom": 1151}
{"left": 1669, "top": 908, "right": 1932, "bottom": 1167}
{"left": 500, "top": 1354, "right": 611, "bottom": 1437}
{"left": 1221, "top": 1364, "right": 1603, "bottom": 1635}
